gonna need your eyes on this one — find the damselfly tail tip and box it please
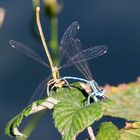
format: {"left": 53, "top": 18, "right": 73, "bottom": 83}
{"left": 104, "top": 49, "right": 107, "bottom": 53}
{"left": 72, "top": 21, "right": 80, "bottom": 30}
{"left": 9, "top": 40, "right": 15, "bottom": 48}
{"left": 102, "top": 45, "right": 108, "bottom": 53}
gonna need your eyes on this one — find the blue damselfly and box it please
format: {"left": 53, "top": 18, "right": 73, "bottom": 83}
{"left": 59, "top": 22, "right": 107, "bottom": 105}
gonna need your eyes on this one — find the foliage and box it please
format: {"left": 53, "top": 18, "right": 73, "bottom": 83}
{"left": 5, "top": 97, "right": 57, "bottom": 137}
{"left": 53, "top": 87, "right": 111, "bottom": 140}
{"left": 5, "top": 84, "right": 111, "bottom": 139}
{"left": 96, "top": 122, "right": 120, "bottom": 140}
{"left": 104, "top": 80, "right": 140, "bottom": 121}
{"left": 120, "top": 122, "right": 140, "bottom": 140}
{"left": 96, "top": 121, "right": 140, "bottom": 140}
{"left": 6, "top": 80, "right": 140, "bottom": 139}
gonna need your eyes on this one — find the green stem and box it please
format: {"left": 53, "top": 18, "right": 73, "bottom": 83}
{"left": 16, "top": 111, "right": 45, "bottom": 140}
{"left": 50, "top": 17, "right": 58, "bottom": 65}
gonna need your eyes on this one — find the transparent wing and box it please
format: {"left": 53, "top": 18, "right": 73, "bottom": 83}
{"left": 60, "top": 21, "right": 80, "bottom": 45}
{"left": 60, "top": 38, "right": 92, "bottom": 79}
{"left": 62, "top": 40, "right": 108, "bottom": 68}
{"left": 10, "top": 40, "right": 49, "bottom": 68}
{"left": 60, "top": 39, "right": 108, "bottom": 80}
{"left": 59, "top": 21, "right": 80, "bottom": 63}
{"left": 28, "top": 75, "right": 52, "bottom": 104}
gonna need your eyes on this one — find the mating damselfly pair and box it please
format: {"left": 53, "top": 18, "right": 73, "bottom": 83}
{"left": 10, "top": 7, "right": 107, "bottom": 105}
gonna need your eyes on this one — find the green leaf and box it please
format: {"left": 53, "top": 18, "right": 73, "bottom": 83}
{"left": 5, "top": 97, "right": 58, "bottom": 137}
{"left": 53, "top": 87, "right": 111, "bottom": 140}
{"left": 104, "top": 82, "right": 140, "bottom": 121}
{"left": 120, "top": 122, "right": 140, "bottom": 140}
{"left": 96, "top": 122, "right": 120, "bottom": 140}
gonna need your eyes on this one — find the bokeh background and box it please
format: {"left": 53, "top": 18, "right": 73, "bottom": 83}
{"left": 0, "top": 0, "right": 140, "bottom": 139}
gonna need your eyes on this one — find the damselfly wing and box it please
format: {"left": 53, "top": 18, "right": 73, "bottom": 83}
{"left": 59, "top": 21, "right": 108, "bottom": 104}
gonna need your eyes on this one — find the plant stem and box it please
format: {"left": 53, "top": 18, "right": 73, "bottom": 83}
{"left": 87, "top": 126, "right": 96, "bottom": 140}
{"left": 50, "top": 16, "right": 58, "bottom": 65}
{"left": 16, "top": 111, "right": 45, "bottom": 140}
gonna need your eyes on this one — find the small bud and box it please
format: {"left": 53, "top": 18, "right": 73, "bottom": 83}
{"left": 44, "top": 0, "right": 63, "bottom": 17}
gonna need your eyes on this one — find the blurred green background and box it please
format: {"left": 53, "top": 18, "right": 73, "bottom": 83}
{"left": 0, "top": 0, "right": 140, "bottom": 139}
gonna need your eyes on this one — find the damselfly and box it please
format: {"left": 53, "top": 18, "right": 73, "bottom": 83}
{"left": 10, "top": 7, "right": 107, "bottom": 104}
{"left": 10, "top": 7, "right": 69, "bottom": 103}
{"left": 59, "top": 22, "right": 108, "bottom": 105}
